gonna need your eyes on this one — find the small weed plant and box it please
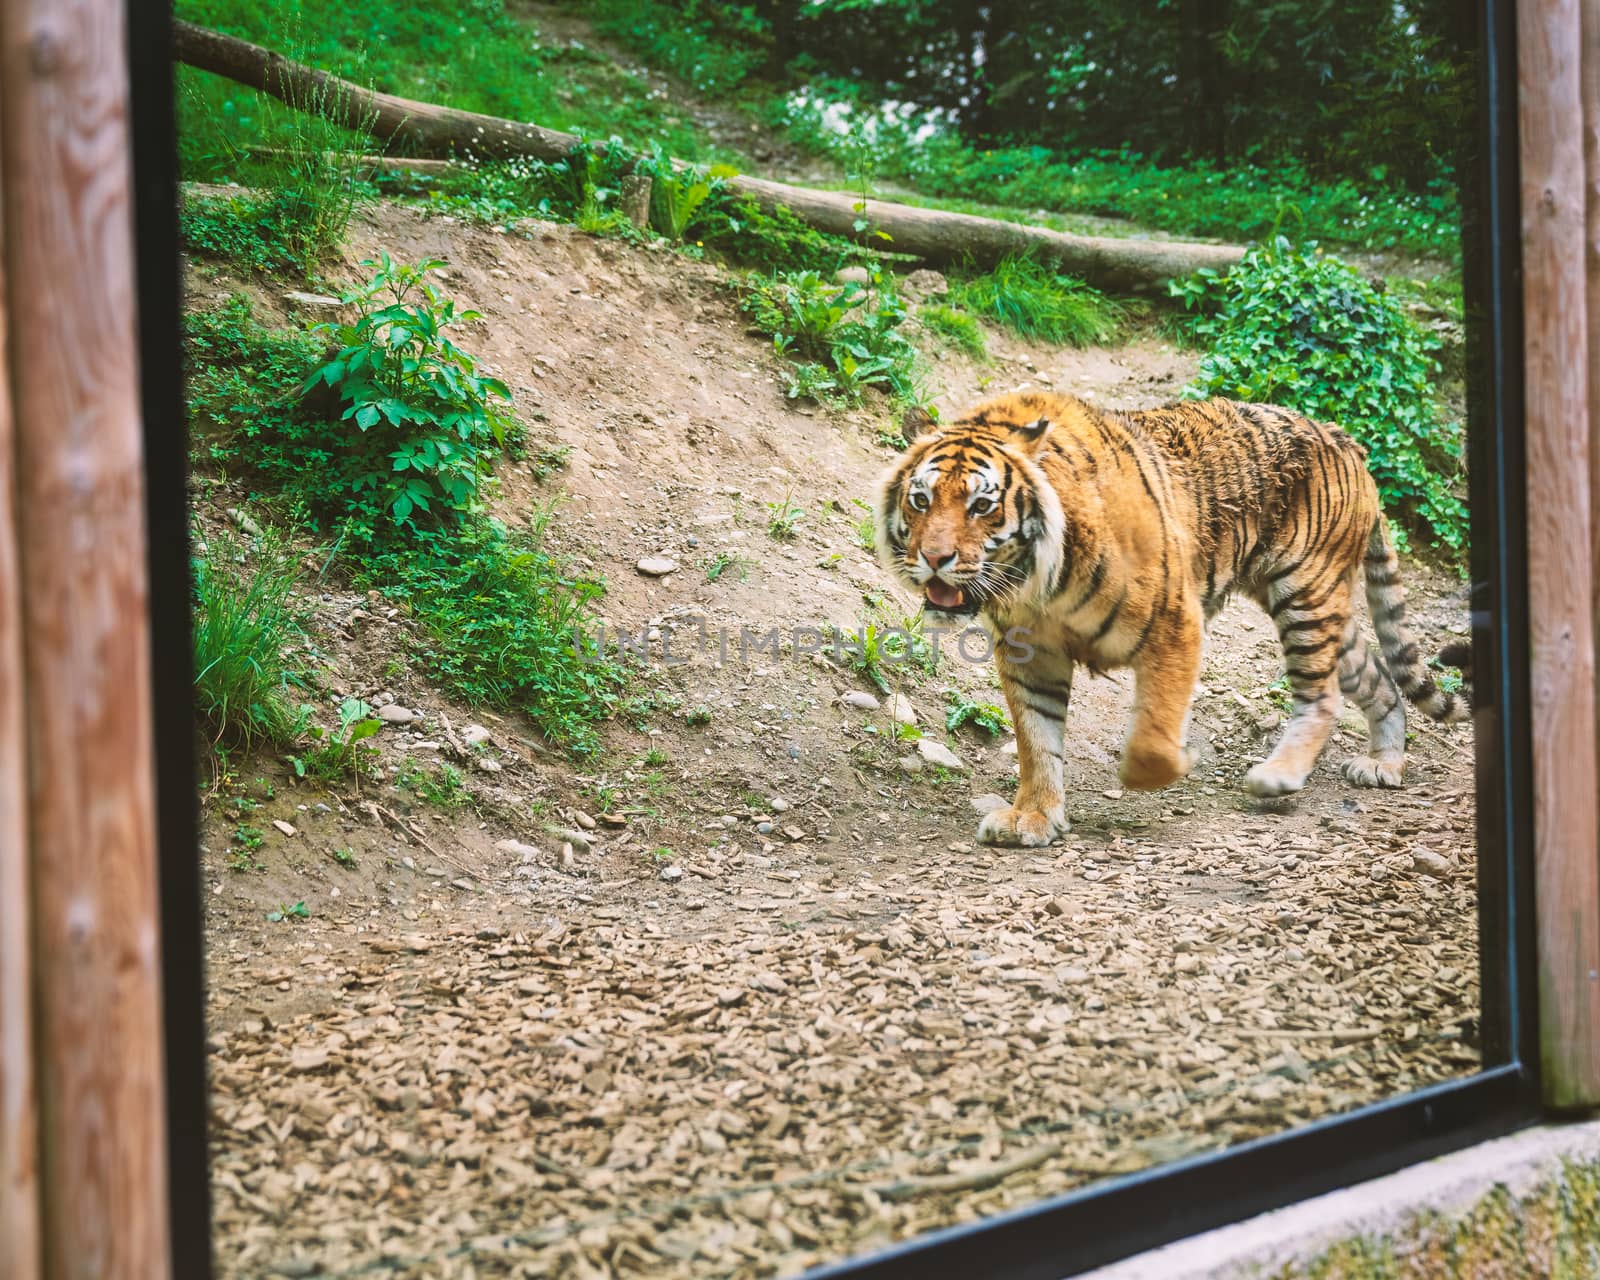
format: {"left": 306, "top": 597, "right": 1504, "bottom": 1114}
{"left": 946, "top": 696, "right": 1010, "bottom": 736}
{"left": 1173, "top": 238, "right": 1465, "bottom": 554}
{"left": 766, "top": 490, "right": 805, "bottom": 541}
{"left": 290, "top": 697, "right": 383, "bottom": 784}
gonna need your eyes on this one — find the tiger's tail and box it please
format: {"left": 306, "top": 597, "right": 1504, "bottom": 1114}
{"left": 1363, "top": 519, "right": 1470, "bottom": 723}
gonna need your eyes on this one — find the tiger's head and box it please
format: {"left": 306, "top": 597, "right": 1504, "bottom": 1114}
{"left": 875, "top": 395, "right": 1066, "bottom": 624}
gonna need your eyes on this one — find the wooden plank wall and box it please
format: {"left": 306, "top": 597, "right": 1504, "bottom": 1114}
{"left": 1521, "top": 0, "right": 1600, "bottom": 1108}
{"left": 0, "top": 87, "right": 41, "bottom": 1280}
{"left": 0, "top": 0, "right": 174, "bottom": 1274}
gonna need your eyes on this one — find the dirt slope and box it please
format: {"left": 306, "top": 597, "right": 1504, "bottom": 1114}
{"left": 193, "top": 201, "right": 1478, "bottom": 1279}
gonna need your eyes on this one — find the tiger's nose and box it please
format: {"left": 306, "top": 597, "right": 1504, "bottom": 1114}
{"left": 923, "top": 548, "right": 958, "bottom": 573}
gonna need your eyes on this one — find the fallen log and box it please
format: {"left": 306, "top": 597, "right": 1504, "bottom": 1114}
{"left": 172, "top": 20, "right": 1246, "bottom": 293}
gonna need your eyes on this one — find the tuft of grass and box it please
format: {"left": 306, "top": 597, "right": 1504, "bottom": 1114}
{"left": 919, "top": 303, "right": 988, "bottom": 360}
{"left": 766, "top": 491, "right": 805, "bottom": 541}
{"left": 951, "top": 255, "right": 1122, "bottom": 347}
{"left": 192, "top": 523, "right": 307, "bottom": 751}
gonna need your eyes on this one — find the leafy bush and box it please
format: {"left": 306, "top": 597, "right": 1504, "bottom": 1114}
{"left": 299, "top": 254, "right": 516, "bottom": 534}
{"left": 1173, "top": 238, "right": 1465, "bottom": 554}
{"left": 946, "top": 696, "right": 1009, "bottom": 736}
{"left": 951, "top": 256, "right": 1120, "bottom": 347}
{"left": 192, "top": 524, "right": 307, "bottom": 749}
{"left": 361, "top": 519, "right": 621, "bottom": 753}
{"left": 691, "top": 189, "right": 867, "bottom": 275}
{"left": 744, "top": 269, "right": 923, "bottom": 405}
{"left": 919, "top": 304, "right": 987, "bottom": 360}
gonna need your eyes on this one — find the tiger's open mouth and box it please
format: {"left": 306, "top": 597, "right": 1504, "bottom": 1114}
{"left": 923, "top": 580, "right": 979, "bottom": 616}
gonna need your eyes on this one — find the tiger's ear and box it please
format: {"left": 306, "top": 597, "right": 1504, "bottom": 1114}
{"left": 901, "top": 402, "right": 941, "bottom": 441}
{"left": 1014, "top": 416, "right": 1051, "bottom": 443}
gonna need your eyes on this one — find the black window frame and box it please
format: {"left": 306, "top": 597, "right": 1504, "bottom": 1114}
{"left": 128, "top": 0, "right": 1540, "bottom": 1276}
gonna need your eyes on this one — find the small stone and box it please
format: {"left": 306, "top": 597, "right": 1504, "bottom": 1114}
{"left": 546, "top": 826, "right": 593, "bottom": 854}
{"left": 897, "top": 757, "right": 923, "bottom": 774}
{"left": 756, "top": 821, "right": 774, "bottom": 835}
{"left": 271, "top": 819, "right": 297, "bottom": 837}
{"left": 686, "top": 534, "right": 699, "bottom": 548}
{"left": 401, "top": 856, "right": 416, "bottom": 871}
{"left": 834, "top": 265, "right": 872, "bottom": 287}
{"left": 947, "top": 842, "right": 973, "bottom": 854}
{"left": 450, "top": 878, "right": 474, "bottom": 891}
{"left": 462, "top": 724, "right": 492, "bottom": 746}
{"left": 841, "top": 690, "right": 881, "bottom": 711}
{"left": 636, "top": 556, "right": 679, "bottom": 577}
{"left": 378, "top": 705, "right": 415, "bottom": 725}
{"left": 282, "top": 290, "right": 343, "bottom": 309}
{"left": 226, "top": 507, "right": 261, "bottom": 537}
{"left": 659, "top": 864, "right": 684, "bottom": 883}
{"left": 716, "top": 986, "right": 745, "bottom": 1007}
{"left": 290, "top": 1046, "right": 329, "bottom": 1073}
{"left": 476, "top": 926, "right": 503, "bottom": 941}
{"left": 574, "top": 811, "right": 597, "bottom": 831}
{"left": 770, "top": 797, "right": 792, "bottom": 813}
{"left": 902, "top": 268, "right": 949, "bottom": 300}
{"left": 916, "top": 738, "right": 966, "bottom": 771}
{"left": 1000, "top": 739, "right": 1018, "bottom": 756}
{"left": 475, "top": 757, "right": 502, "bottom": 773}
{"left": 494, "top": 839, "right": 540, "bottom": 860}
{"left": 886, "top": 693, "right": 917, "bottom": 726}
{"left": 782, "top": 825, "right": 805, "bottom": 842}
{"left": 1411, "top": 846, "right": 1454, "bottom": 877}
{"left": 1059, "top": 966, "right": 1091, "bottom": 986}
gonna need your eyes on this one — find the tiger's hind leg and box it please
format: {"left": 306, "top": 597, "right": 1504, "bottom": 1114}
{"left": 1245, "top": 574, "right": 1351, "bottom": 798}
{"left": 1336, "top": 616, "right": 1407, "bottom": 788}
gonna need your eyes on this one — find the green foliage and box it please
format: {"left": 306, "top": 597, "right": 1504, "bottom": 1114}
{"left": 692, "top": 190, "right": 867, "bottom": 275}
{"left": 946, "top": 696, "right": 1010, "bottom": 736}
{"left": 1173, "top": 239, "right": 1465, "bottom": 554}
{"left": 950, "top": 256, "right": 1120, "bottom": 347}
{"left": 766, "top": 490, "right": 805, "bottom": 540}
{"left": 289, "top": 697, "right": 382, "bottom": 782}
{"left": 832, "top": 618, "right": 937, "bottom": 693}
{"left": 361, "top": 518, "right": 621, "bottom": 754}
{"left": 192, "top": 523, "right": 308, "bottom": 750}
{"left": 919, "top": 303, "right": 987, "bottom": 360}
{"left": 300, "top": 254, "right": 516, "bottom": 533}
{"left": 586, "top": 0, "right": 766, "bottom": 93}
{"left": 266, "top": 901, "right": 310, "bottom": 922}
{"left": 778, "top": 84, "right": 1461, "bottom": 260}
{"left": 179, "top": 61, "right": 375, "bottom": 278}
{"left": 175, "top": 0, "right": 731, "bottom": 188}
{"left": 704, "top": 551, "right": 751, "bottom": 582}
{"left": 744, "top": 270, "right": 923, "bottom": 405}
{"left": 398, "top": 760, "right": 469, "bottom": 809}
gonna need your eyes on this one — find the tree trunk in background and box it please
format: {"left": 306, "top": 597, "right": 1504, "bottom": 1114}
{"left": 1180, "top": 0, "right": 1228, "bottom": 163}
{"left": 171, "top": 20, "right": 1247, "bottom": 293}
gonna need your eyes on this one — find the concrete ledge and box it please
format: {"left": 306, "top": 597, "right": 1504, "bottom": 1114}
{"left": 1079, "top": 1119, "right": 1600, "bottom": 1279}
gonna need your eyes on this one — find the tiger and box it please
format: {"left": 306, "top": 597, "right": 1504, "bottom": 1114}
{"left": 874, "top": 391, "right": 1468, "bottom": 847}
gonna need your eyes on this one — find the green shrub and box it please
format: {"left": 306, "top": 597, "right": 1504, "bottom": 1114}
{"left": 744, "top": 269, "right": 923, "bottom": 405}
{"left": 192, "top": 524, "right": 307, "bottom": 749}
{"left": 299, "top": 253, "right": 516, "bottom": 535}
{"left": 691, "top": 189, "right": 867, "bottom": 275}
{"left": 361, "top": 519, "right": 621, "bottom": 753}
{"left": 1173, "top": 238, "right": 1465, "bottom": 554}
{"left": 950, "top": 255, "right": 1121, "bottom": 347}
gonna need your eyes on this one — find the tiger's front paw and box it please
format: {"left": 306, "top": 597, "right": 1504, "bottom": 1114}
{"left": 977, "top": 804, "right": 1068, "bottom": 847}
{"left": 1120, "top": 743, "right": 1194, "bottom": 792}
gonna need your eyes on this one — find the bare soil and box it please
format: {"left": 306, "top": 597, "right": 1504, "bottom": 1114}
{"left": 193, "top": 197, "right": 1478, "bottom": 1279}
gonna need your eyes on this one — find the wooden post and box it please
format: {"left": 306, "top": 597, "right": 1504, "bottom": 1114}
{"left": 1520, "top": 0, "right": 1600, "bottom": 1109}
{"left": 0, "top": 93, "right": 41, "bottom": 1280}
{"left": 0, "top": 0, "right": 173, "bottom": 1273}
